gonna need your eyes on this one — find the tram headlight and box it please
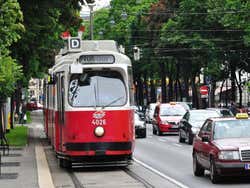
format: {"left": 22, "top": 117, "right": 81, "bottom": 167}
{"left": 94, "top": 126, "right": 105, "bottom": 137}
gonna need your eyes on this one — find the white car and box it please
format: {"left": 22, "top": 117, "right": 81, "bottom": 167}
{"left": 134, "top": 112, "right": 146, "bottom": 138}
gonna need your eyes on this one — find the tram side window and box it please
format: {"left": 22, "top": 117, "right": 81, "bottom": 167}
{"left": 128, "top": 66, "right": 134, "bottom": 106}
{"left": 68, "top": 71, "right": 127, "bottom": 107}
{"left": 57, "top": 75, "right": 65, "bottom": 124}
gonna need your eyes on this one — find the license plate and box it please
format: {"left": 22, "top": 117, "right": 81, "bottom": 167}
{"left": 244, "top": 164, "right": 250, "bottom": 170}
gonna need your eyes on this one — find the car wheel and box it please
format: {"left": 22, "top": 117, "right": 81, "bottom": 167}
{"left": 153, "top": 127, "right": 156, "bottom": 135}
{"left": 179, "top": 131, "right": 185, "bottom": 143}
{"left": 187, "top": 132, "right": 193, "bottom": 145}
{"left": 157, "top": 127, "right": 162, "bottom": 136}
{"left": 210, "top": 158, "right": 220, "bottom": 184}
{"left": 193, "top": 152, "right": 204, "bottom": 176}
{"left": 141, "top": 129, "right": 146, "bottom": 138}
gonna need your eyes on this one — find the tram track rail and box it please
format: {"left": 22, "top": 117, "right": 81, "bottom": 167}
{"left": 65, "top": 165, "right": 153, "bottom": 188}
{"left": 123, "top": 167, "right": 155, "bottom": 188}
{"left": 69, "top": 171, "right": 84, "bottom": 188}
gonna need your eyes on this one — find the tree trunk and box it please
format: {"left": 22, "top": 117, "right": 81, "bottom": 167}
{"left": 230, "top": 62, "right": 237, "bottom": 101}
{"left": 160, "top": 62, "right": 167, "bottom": 103}
{"left": 150, "top": 79, "right": 156, "bottom": 103}
{"left": 210, "top": 80, "right": 216, "bottom": 107}
{"left": 219, "top": 80, "right": 225, "bottom": 103}
{"left": 143, "top": 72, "right": 148, "bottom": 106}
{"left": 191, "top": 76, "right": 199, "bottom": 109}
{"left": 183, "top": 77, "right": 189, "bottom": 102}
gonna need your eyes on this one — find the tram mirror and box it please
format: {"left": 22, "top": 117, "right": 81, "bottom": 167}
{"left": 78, "top": 73, "right": 90, "bottom": 86}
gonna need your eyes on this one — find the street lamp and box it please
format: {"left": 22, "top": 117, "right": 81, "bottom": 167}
{"left": 82, "top": 0, "right": 96, "bottom": 40}
{"left": 110, "top": 18, "right": 115, "bottom": 26}
{"left": 121, "top": 9, "right": 128, "bottom": 20}
{"left": 98, "top": 30, "right": 103, "bottom": 39}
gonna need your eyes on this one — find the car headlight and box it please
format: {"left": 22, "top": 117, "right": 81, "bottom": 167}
{"left": 191, "top": 127, "right": 199, "bottom": 134}
{"left": 160, "top": 120, "right": 169, "bottom": 125}
{"left": 218, "top": 151, "right": 240, "bottom": 160}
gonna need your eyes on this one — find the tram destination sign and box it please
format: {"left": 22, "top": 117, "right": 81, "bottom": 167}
{"left": 79, "top": 55, "right": 115, "bottom": 64}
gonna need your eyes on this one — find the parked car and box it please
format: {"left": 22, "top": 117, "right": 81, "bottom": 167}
{"left": 132, "top": 105, "right": 146, "bottom": 121}
{"left": 179, "top": 109, "right": 221, "bottom": 144}
{"left": 145, "top": 103, "right": 157, "bottom": 123}
{"left": 193, "top": 113, "right": 250, "bottom": 184}
{"left": 207, "top": 108, "right": 234, "bottom": 117}
{"left": 152, "top": 102, "right": 187, "bottom": 135}
{"left": 134, "top": 112, "right": 146, "bottom": 138}
{"left": 26, "top": 100, "right": 43, "bottom": 111}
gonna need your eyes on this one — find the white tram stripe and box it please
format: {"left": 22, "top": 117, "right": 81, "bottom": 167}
{"left": 134, "top": 158, "right": 190, "bottom": 188}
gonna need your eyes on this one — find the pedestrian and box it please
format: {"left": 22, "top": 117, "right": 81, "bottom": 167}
{"left": 229, "top": 101, "right": 237, "bottom": 116}
{"left": 19, "top": 102, "right": 27, "bottom": 125}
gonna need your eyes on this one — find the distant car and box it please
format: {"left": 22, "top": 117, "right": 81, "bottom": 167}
{"left": 207, "top": 108, "right": 234, "bottom": 117}
{"left": 26, "top": 101, "right": 43, "bottom": 111}
{"left": 132, "top": 105, "right": 146, "bottom": 121}
{"left": 179, "top": 109, "right": 221, "bottom": 144}
{"left": 145, "top": 103, "right": 157, "bottom": 123}
{"left": 134, "top": 112, "right": 146, "bottom": 138}
{"left": 193, "top": 113, "right": 250, "bottom": 184}
{"left": 152, "top": 102, "right": 187, "bottom": 135}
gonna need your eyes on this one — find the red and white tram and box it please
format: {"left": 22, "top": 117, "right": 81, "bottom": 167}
{"left": 44, "top": 38, "right": 135, "bottom": 168}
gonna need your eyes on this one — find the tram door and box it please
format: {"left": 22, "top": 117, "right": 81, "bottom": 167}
{"left": 57, "top": 73, "right": 65, "bottom": 151}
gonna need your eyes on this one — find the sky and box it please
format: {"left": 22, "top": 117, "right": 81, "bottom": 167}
{"left": 81, "top": 0, "right": 111, "bottom": 17}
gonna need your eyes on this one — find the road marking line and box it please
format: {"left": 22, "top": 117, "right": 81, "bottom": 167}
{"left": 158, "top": 138, "right": 166, "bottom": 142}
{"left": 134, "top": 158, "right": 189, "bottom": 188}
{"left": 173, "top": 143, "right": 182, "bottom": 147}
{"left": 35, "top": 146, "right": 55, "bottom": 188}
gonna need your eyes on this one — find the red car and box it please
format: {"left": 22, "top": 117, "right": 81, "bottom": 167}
{"left": 26, "top": 101, "right": 43, "bottom": 111}
{"left": 193, "top": 113, "right": 250, "bottom": 183}
{"left": 152, "top": 102, "right": 186, "bottom": 135}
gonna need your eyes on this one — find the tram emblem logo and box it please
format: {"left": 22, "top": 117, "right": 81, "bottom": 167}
{"left": 93, "top": 111, "right": 105, "bottom": 119}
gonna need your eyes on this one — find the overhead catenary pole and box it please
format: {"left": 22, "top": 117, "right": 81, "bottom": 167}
{"left": 89, "top": 4, "right": 94, "bottom": 40}
{"left": 82, "top": 0, "right": 95, "bottom": 40}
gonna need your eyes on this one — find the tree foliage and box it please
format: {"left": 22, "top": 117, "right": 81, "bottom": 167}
{"left": 0, "top": 0, "right": 23, "bottom": 99}
{"left": 13, "top": 0, "right": 83, "bottom": 86}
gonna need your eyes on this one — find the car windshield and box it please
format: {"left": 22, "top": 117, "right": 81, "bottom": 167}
{"left": 68, "top": 71, "right": 126, "bottom": 107}
{"left": 213, "top": 119, "right": 250, "bottom": 139}
{"left": 160, "top": 105, "right": 186, "bottom": 116}
{"left": 134, "top": 113, "right": 141, "bottom": 121}
{"left": 189, "top": 111, "right": 220, "bottom": 124}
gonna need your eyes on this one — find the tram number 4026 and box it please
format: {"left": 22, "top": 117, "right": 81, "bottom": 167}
{"left": 92, "top": 119, "right": 106, "bottom": 126}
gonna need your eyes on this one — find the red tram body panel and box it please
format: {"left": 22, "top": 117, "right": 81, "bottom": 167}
{"left": 43, "top": 39, "right": 135, "bottom": 167}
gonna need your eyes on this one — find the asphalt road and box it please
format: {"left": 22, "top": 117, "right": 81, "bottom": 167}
{"left": 32, "top": 110, "right": 250, "bottom": 187}
{"left": 134, "top": 124, "right": 250, "bottom": 188}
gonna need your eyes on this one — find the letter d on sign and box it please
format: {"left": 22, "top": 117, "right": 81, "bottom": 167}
{"left": 70, "top": 38, "right": 81, "bottom": 49}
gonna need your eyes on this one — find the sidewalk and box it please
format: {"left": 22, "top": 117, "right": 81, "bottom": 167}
{"left": 0, "top": 111, "right": 48, "bottom": 188}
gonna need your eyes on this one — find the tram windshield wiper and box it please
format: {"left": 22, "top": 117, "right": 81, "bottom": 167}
{"left": 102, "top": 96, "right": 124, "bottom": 109}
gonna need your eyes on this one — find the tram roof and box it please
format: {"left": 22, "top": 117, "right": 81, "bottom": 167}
{"left": 51, "top": 39, "right": 131, "bottom": 73}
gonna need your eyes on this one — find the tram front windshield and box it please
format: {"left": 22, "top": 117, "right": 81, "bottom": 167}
{"left": 68, "top": 70, "right": 127, "bottom": 107}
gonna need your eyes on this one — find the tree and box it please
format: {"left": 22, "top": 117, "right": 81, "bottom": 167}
{"left": 0, "top": 0, "right": 23, "bottom": 99}
{"left": 0, "top": 0, "right": 23, "bottom": 132}
{"left": 11, "top": 0, "right": 83, "bottom": 107}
